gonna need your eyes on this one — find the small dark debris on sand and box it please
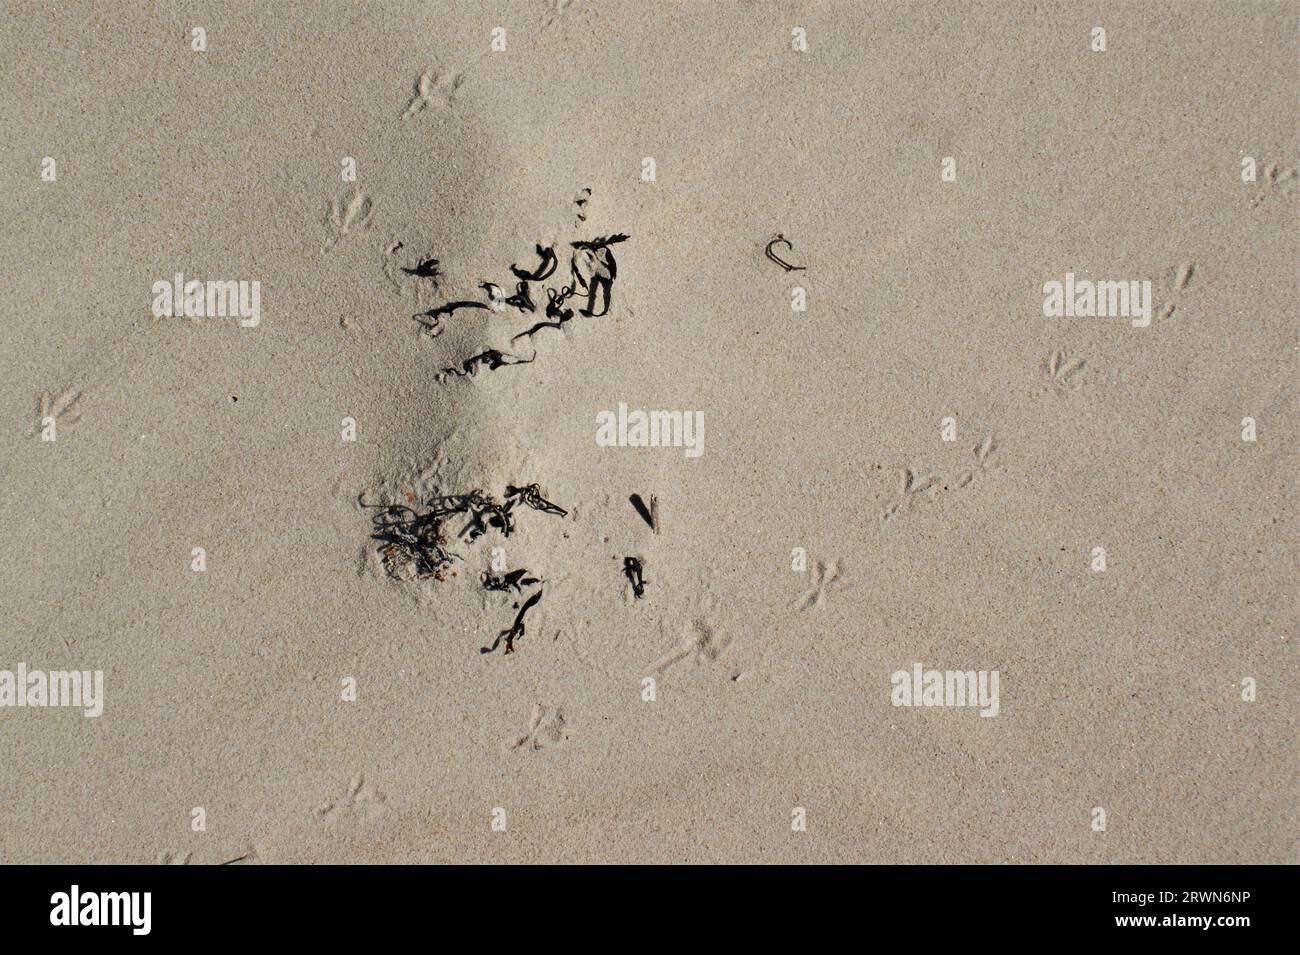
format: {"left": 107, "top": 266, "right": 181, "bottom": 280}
{"left": 506, "top": 482, "right": 568, "bottom": 516}
{"left": 481, "top": 590, "right": 543, "bottom": 655}
{"left": 481, "top": 568, "right": 540, "bottom": 593}
{"left": 764, "top": 233, "right": 807, "bottom": 272}
{"left": 623, "top": 556, "right": 647, "bottom": 599}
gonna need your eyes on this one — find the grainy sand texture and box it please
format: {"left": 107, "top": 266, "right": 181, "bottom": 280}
{"left": 0, "top": 1, "right": 1295, "bottom": 864}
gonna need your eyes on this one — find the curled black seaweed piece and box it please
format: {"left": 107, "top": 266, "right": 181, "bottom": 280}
{"left": 417, "top": 299, "right": 491, "bottom": 320}
{"left": 546, "top": 286, "right": 576, "bottom": 318}
{"left": 408, "top": 483, "right": 567, "bottom": 544}
{"left": 481, "top": 568, "right": 541, "bottom": 592}
{"left": 427, "top": 493, "right": 473, "bottom": 521}
{"left": 764, "top": 234, "right": 807, "bottom": 272}
{"left": 505, "top": 483, "right": 567, "bottom": 517}
{"left": 477, "top": 280, "right": 537, "bottom": 315}
{"left": 623, "top": 556, "right": 647, "bottom": 599}
{"left": 510, "top": 286, "right": 577, "bottom": 342}
{"left": 510, "top": 244, "right": 558, "bottom": 282}
{"left": 421, "top": 488, "right": 515, "bottom": 543}
{"left": 437, "top": 349, "right": 535, "bottom": 381}
{"left": 571, "top": 233, "right": 630, "bottom": 251}
{"left": 481, "top": 589, "right": 543, "bottom": 655}
{"left": 412, "top": 299, "right": 490, "bottom": 335}
{"left": 570, "top": 234, "right": 629, "bottom": 317}
{"left": 459, "top": 496, "right": 515, "bottom": 543}
{"left": 504, "top": 281, "right": 535, "bottom": 313}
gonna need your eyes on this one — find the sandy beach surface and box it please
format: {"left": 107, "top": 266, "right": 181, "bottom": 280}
{"left": 0, "top": 1, "right": 1295, "bottom": 864}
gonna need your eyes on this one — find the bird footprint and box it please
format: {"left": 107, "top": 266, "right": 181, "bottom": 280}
{"left": 791, "top": 558, "right": 845, "bottom": 611}
{"left": 313, "top": 773, "right": 387, "bottom": 819}
{"left": 1046, "top": 349, "right": 1086, "bottom": 391}
{"left": 401, "top": 67, "right": 464, "bottom": 119}
{"left": 323, "top": 188, "right": 373, "bottom": 253}
{"left": 31, "top": 388, "right": 81, "bottom": 438}
{"left": 505, "top": 703, "right": 568, "bottom": 752}
{"left": 883, "top": 435, "right": 998, "bottom": 519}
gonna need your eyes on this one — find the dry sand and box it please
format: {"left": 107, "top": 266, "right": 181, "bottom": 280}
{"left": 0, "top": 1, "right": 1295, "bottom": 863}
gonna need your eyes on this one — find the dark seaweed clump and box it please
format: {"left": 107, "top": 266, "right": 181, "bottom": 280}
{"left": 410, "top": 236, "right": 631, "bottom": 381}
{"left": 366, "top": 483, "right": 566, "bottom": 654}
